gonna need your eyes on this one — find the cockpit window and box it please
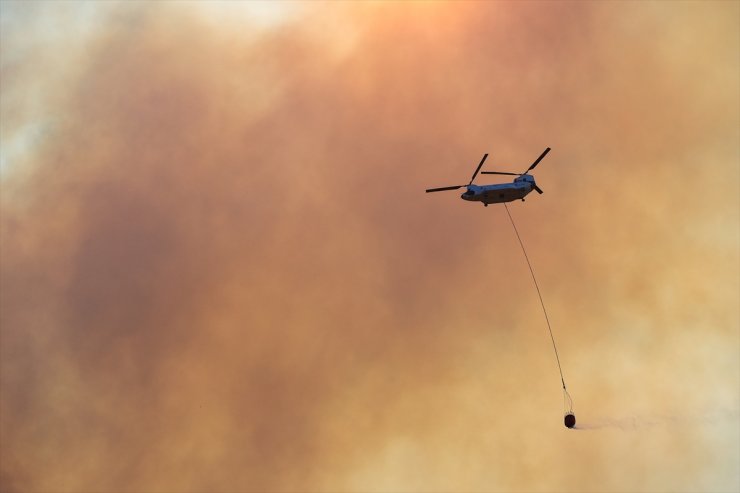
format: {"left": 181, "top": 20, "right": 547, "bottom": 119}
{"left": 463, "top": 189, "right": 475, "bottom": 196}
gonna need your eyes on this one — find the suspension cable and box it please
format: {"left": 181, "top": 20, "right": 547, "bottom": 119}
{"left": 503, "top": 203, "right": 573, "bottom": 413}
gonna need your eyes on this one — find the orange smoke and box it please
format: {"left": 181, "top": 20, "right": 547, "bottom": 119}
{"left": 1, "top": 1, "right": 738, "bottom": 491}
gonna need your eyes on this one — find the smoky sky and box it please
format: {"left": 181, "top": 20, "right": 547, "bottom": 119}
{"left": 1, "top": 1, "right": 738, "bottom": 492}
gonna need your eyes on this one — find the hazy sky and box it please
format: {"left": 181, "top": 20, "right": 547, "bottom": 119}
{"left": 1, "top": 1, "right": 738, "bottom": 492}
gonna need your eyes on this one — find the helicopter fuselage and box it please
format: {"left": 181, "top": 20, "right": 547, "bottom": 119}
{"left": 462, "top": 175, "right": 536, "bottom": 205}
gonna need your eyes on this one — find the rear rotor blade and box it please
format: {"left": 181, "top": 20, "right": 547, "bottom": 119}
{"left": 426, "top": 185, "right": 465, "bottom": 193}
{"left": 481, "top": 171, "right": 520, "bottom": 176}
{"left": 468, "top": 153, "right": 488, "bottom": 185}
{"left": 533, "top": 185, "right": 544, "bottom": 194}
{"left": 526, "top": 147, "right": 551, "bottom": 172}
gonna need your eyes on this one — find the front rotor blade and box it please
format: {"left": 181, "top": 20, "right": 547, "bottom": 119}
{"left": 425, "top": 185, "right": 464, "bottom": 193}
{"left": 526, "top": 147, "right": 551, "bottom": 172}
{"left": 533, "top": 185, "right": 544, "bottom": 194}
{"left": 481, "top": 171, "right": 520, "bottom": 176}
{"left": 468, "top": 153, "right": 488, "bottom": 185}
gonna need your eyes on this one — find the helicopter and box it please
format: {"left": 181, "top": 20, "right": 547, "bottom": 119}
{"left": 425, "top": 147, "right": 551, "bottom": 206}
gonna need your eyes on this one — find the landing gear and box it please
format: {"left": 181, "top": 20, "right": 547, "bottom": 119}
{"left": 484, "top": 203, "right": 488, "bottom": 207}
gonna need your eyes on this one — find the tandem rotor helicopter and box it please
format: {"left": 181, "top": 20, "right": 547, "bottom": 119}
{"left": 425, "top": 147, "right": 551, "bottom": 206}
{"left": 424, "top": 145, "right": 578, "bottom": 429}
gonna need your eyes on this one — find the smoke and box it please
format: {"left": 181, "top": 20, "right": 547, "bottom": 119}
{"left": 1, "top": 1, "right": 738, "bottom": 492}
